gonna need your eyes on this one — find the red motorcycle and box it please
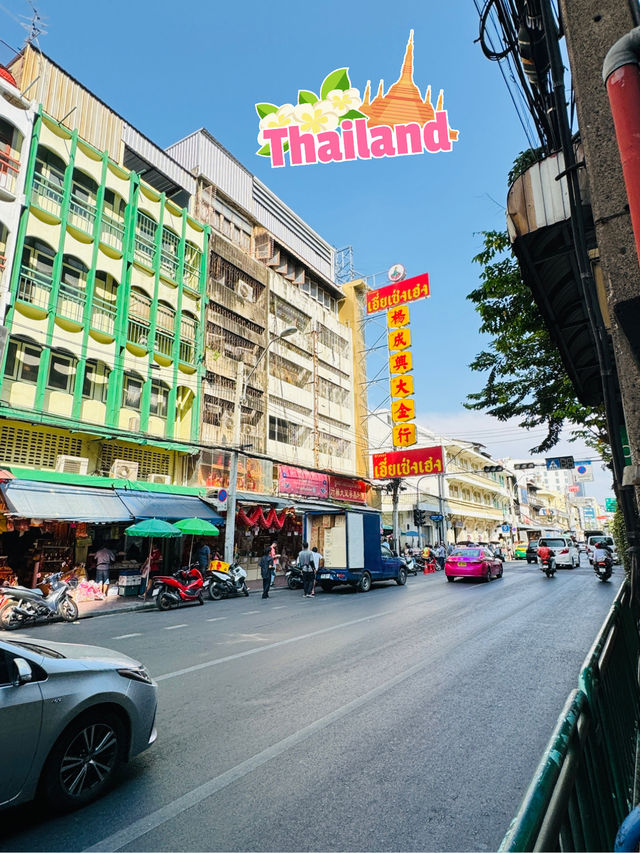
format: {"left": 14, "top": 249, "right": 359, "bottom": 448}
{"left": 152, "top": 566, "right": 205, "bottom": 610}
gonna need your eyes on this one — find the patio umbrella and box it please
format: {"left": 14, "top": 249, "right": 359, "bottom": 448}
{"left": 174, "top": 517, "right": 219, "bottom": 563}
{"left": 124, "top": 518, "right": 183, "bottom": 577}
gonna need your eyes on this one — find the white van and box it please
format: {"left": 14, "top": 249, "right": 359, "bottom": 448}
{"left": 586, "top": 535, "right": 618, "bottom": 565}
{"left": 538, "top": 535, "right": 580, "bottom": 569}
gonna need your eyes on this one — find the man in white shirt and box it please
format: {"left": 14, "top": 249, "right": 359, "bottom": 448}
{"left": 95, "top": 545, "right": 115, "bottom": 597}
{"left": 593, "top": 542, "right": 613, "bottom": 570}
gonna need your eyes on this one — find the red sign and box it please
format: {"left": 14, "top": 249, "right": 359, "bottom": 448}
{"left": 329, "top": 476, "right": 367, "bottom": 504}
{"left": 366, "top": 272, "right": 430, "bottom": 314}
{"left": 372, "top": 445, "right": 444, "bottom": 479}
{"left": 568, "top": 485, "right": 580, "bottom": 494}
{"left": 278, "top": 465, "right": 329, "bottom": 498}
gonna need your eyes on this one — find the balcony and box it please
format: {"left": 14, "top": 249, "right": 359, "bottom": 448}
{"left": 134, "top": 234, "right": 156, "bottom": 268}
{"left": 67, "top": 192, "right": 96, "bottom": 238}
{"left": 31, "top": 172, "right": 64, "bottom": 220}
{"left": 56, "top": 282, "right": 86, "bottom": 327}
{"left": 90, "top": 294, "right": 117, "bottom": 340}
{"left": 160, "top": 249, "right": 179, "bottom": 282}
{"left": 155, "top": 328, "right": 174, "bottom": 362}
{"left": 127, "top": 317, "right": 150, "bottom": 355}
{"left": 0, "top": 151, "right": 19, "bottom": 200}
{"left": 16, "top": 266, "right": 52, "bottom": 318}
{"left": 100, "top": 211, "right": 125, "bottom": 256}
{"left": 179, "top": 338, "right": 195, "bottom": 366}
{"left": 183, "top": 257, "right": 201, "bottom": 294}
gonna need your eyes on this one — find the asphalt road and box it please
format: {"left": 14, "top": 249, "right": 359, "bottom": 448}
{"left": 0, "top": 556, "right": 623, "bottom": 852}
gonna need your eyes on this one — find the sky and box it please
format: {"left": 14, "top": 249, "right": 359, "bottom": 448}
{"left": 0, "top": 0, "right": 614, "bottom": 504}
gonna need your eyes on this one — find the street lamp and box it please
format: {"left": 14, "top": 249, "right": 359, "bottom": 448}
{"left": 223, "top": 326, "right": 297, "bottom": 564}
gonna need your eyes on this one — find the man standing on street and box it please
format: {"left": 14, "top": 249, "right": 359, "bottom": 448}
{"left": 298, "top": 541, "right": 315, "bottom": 598}
{"left": 95, "top": 543, "right": 115, "bottom": 599}
{"left": 259, "top": 547, "right": 273, "bottom": 599}
{"left": 435, "top": 543, "right": 446, "bottom": 572}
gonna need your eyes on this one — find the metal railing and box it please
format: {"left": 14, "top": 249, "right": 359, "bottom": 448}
{"left": 0, "top": 150, "right": 20, "bottom": 196}
{"left": 100, "top": 211, "right": 125, "bottom": 252}
{"left": 17, "top": 266, "right": 52, "bottom": 310}
{"left": 178, "top": 338, "right": 195, "bottom": 364}
{"left": 127, "top": 317, "right": 149, "bottom": 348}
{"left": 155, "top": 329, "right": 174, "bottom": 358}
{"left": 68, "top": 192, "right": 96, "bottom": 234}
{"left": 32, "top": 172, "right": 64, "bottom": 217}
{"left": 91, "top": 295, "right": 117, "bottom": 336}
{"left": 500, "top": 580, "right": 640, "bottom": 852}
{"left": 56, "top": 282, "right": 86, "bottom": 324}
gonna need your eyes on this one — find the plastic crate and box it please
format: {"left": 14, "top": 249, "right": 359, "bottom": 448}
{"left": 118, "top": 575, "right": 141, "bottom": 586}
{"left": 118, "top": 585, "right": 140, "bottom": 597}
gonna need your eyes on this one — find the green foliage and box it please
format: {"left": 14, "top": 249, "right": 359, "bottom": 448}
{"left": 465, "top": 230, "right": 609, "bottom": 454}
{"left": 320, "top": 68, "right": 350, "bottom": 99}
{"left": 297, "top": 90, "right": 319, "bottom": 105}
{"left": 255, "top": 103, "right": 279, "bottom": 119}
{"left": 508, "top": 147, "right": 545, "bottom": 186}
{"left": 610, "top": 505, "right": 630, "bottom": 574}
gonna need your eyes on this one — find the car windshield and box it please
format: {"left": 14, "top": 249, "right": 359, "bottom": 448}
{"left": 591, "top": 537, "right": 613, "bottom": 546}
{"left": 451, "top": 548, "right": 482, "bottom": 558}
{"left": 8, "top": 640, "right": 66, "bottom": 658}
{"left": 528, "top": 541, "right": 538, "bottom": 548}
{"left": 540, "top": 539, "right": 566, "bottom": 548}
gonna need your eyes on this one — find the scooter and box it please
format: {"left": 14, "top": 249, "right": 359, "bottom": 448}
{"left": 0, "top": 571, "right": 79, "bottom": 629}
{"left": 153, "top": 566, "right": 205, "bottom": 610}
{"left": 208, "top": 562, "right": 249, "bottom": 600}
{"left": 285, "top": 562, "right": 304, "bottom": 590}
{"left": 539, "top": 555, "right": 556, "bottom": 577}
{"left": 594, "top": 557, "right": 613, "bottom": 582}
{"left": 403, "top": 556, "right": 419, "bottom": 576}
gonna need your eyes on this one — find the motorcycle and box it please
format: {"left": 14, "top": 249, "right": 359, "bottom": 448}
{"left": 208, "top": 562, "right": 249, "bottom": 600}
{"left": 285, "top": 562, "right": 304, "bottom": 590}
{"left": 594, "top": 556, "right": 613, "bottom": 582}
{"left": 539, "top": 555, "right": 557, "bottom": 577}
{"left": 403, "top": 556, "right": 419, "bottom": 576}
{"left": 153, "top": 566, "right": 205, "bottom": 610}
{"left": 0, "top": 572, "right": 79, "bottom": 629}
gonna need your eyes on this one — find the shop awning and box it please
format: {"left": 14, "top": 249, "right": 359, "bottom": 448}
{"left": 0, "top": 480, "right": 132, "bottom": 523}
{"left": 115, "top": 489, "right": 223, "bottom": 523}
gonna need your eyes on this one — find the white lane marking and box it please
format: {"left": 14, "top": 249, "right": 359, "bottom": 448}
{"left": 207, "top": 617, "right": 227, "bottom": 622}
{"left": 111, "top": 633, "right": 142, "bottom": 640}
{"left": 85, "top": 645, "right": 425, "bottom": 853}
{"left": 272, "top": 605, "right": 286, "bottom": 610}
{"left": 242, "top": 610, "right": 260, "bottom": 615}
{"left": 154, "top": 610, "right": 392, "bottom": 683}
{"left": 164, "top": 624, "right": 188, "bottom": 630}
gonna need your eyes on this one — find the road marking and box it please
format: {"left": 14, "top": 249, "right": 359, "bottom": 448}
{"left": 242, "top": 610, "right": 260, "bottom": 615}
{"left": 206, "top": 617, "right": 226, "bottom": 622}
{"left": 272, "top": 605, "right": 286, "bottom": 610}
{"left": 111, "top": 633, "right": 142, "bottom": 640}
{"left": 154, "top": 610, "right": 393, "bottom": 683}
{"left": 84, "top": 637, "right": 427, "bottom": 853}
{"left": 164, "top": 624, "right": 187, "bottom": 630}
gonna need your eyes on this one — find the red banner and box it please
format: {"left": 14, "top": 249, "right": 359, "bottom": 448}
{"left": 278, "top": 466, "right": 329, "bottom": 498}
{"left": 371, "top": 445, "right": 444, "bottom": 479}
{"left": 366, "top": 272, "right": 430, "bottom": 314}
{"left": 329, "top": 476, "right": 367, "bottom": 504}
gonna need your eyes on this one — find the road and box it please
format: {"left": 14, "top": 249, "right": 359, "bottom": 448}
{"left": 0, "top": 556, "right": 623, "bottom": 852}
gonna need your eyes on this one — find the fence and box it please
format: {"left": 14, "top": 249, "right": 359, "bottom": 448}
{"left": 500, "top": 580, "right": 640, "bottom": 851}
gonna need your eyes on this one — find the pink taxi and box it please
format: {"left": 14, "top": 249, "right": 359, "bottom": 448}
{"left": 445, "top": 547, "right": 503, "bottom": 583}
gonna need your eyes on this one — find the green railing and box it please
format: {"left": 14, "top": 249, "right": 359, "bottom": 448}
{"left": 100, "top": 211, "right": 125, "bottom": 252}
{"left": 32, "top": 172, "right": 64, "bottom": 217}
{"left": 500, "top": 580, "right": 640, "bottom": 852}
{"left": 17, "top": 266, "right": 52, "bottom": 310}
{"left": 56, "top": 282, "right": 86, "bottom": 324}
{"left": 68, "top": 191, "right": 97, "bottom": 234}
{"left": 90, "top": 295, "right": 117, "bottom": 336}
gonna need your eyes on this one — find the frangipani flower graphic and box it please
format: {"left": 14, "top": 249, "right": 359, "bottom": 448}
{"left": 324, "top": 88, "right": 362, "bottom": 115}
{"left": 293, "top": 100, "right": 339, "bottom": 134}
{"left": 257, "top": 103, "right": 296, "bottom": 145}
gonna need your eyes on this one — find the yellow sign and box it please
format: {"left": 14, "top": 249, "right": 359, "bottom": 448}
{"left": 390, "top": 375, "right": 414, "bottom": 398}
{"left": 392, "top": 423, "right": 417, "bottom": 447}
{"left": 389, "top": 351, "right": 413, "bottom": 374}
{"left": 387, "top": 306, "right": 410, "bottom": 329}
{"left": 391, "top": 398, "right": 415, "bottom": 422}
{"left": 388, "top": 328, "right": 411, "bottom": 352}
{"left": 210, "top": 560, "right": 230, "bottom": 573}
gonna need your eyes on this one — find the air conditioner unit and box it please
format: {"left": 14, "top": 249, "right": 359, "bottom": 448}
{"left": 110, "top": 459, "right": 139, "bottom": 480}
{"left": 55, "top": 455, "right": 89, "bottom": 475}
{"left": 128, "top": 416, "right": 140, "bottom": 432}
{"left": 148, "top": 473, "right": 171, "bottom": 485}
{"left": 237, "top": 280, "right": 254, "bottom": 301}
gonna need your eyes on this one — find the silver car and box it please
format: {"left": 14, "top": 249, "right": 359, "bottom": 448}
{"left": 0, "top": 636, "right": 157, "bottom": 810}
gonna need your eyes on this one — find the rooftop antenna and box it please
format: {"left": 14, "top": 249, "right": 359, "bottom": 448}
{"left": 19, "top": 1, "right": 47, "bottom": 46}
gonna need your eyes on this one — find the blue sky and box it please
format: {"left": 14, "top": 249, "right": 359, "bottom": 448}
{"left": 0, "top": 0, "right": 614, "bottom": 502}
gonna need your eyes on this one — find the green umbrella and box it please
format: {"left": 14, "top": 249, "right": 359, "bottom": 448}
{"left": 125, "top": 518, "right": 182, "bottom": 538}
{"left": 175, "top": 517, "right": 219, "bottom": 564}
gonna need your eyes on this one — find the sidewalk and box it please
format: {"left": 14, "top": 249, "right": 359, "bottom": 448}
{"left": 73, "top": 574, "right": 291, "bottom": 620}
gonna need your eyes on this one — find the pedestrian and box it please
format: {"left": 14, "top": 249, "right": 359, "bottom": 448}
{"left": 196, "top": 540, "right": 211, "bottom": 575}
{"left": 435, "top": 542, "right": 445, "bottom": 571}
{"left": 269, "top": 541, "right": 279, "bottom": 589}
{"left": 142, "top": 546, "right": 163, "bottom": 600}
{"left": 259, "top": 546, "right": 273, "bottom": 599}
{"left": 298, "top": 541, "right": 315, "bottom": 597}
{"left": 311, "top": 546, "right": 324, "bottom": 595}
{"left": 94, "top": 543, "right": 115, "bottom": 598}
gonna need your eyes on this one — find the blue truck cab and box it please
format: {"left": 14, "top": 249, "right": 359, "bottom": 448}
{"left": 309, "top": 509, "right": 407, "bottom": 593}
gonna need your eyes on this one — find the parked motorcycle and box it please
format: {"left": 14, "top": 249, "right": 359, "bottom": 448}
{"left": 208, "top": 562, "right": 249, "bottom": 600}
{"left": 153, "top": 566, "right": 205, "bottom": 610}
{"left": 0, "top": 572, "right": 79, "bottom": 629}
{"left": 594, "top": 557, "right": 613, "bottom": 582}
{"left": 403, "top": 556, "right": 419, "bottom": 576}
{"left": 539, "top": 555, "right": 557, "bottom": 578}
{"left": 285, "top": 562, "right": 304, "bottom": 590}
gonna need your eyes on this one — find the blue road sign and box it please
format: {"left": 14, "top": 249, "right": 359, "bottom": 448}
{"left": 546, "top": 456, "right": 575, "bottom": 470}
{"left": 429, "top": 514, "right": 443, "bottom": 522}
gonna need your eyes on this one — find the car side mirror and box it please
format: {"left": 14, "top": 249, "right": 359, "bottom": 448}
{"left": 12, "top": 658, "right": 33, "bottom": 687}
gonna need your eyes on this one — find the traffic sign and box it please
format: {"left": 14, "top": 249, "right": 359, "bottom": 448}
{"left": 429, "top": 514, "right": 443, "bottom": 522}
{"left": 217, "top": 488, "right": 228, "bottom": 502}
{"left": 501, "top": 523, "right": 510, "bottom": 533}
{"left": 545, "top": 456, "right": 575, "bottom": 470}
{"left": 605, "top": 498, "right": 618, "bottom": 512}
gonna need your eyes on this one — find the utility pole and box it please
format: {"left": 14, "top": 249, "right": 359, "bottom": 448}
{"left": 558, "top": 0, "right": 640, "bottom": 582}
{"left": 391, "top": 478, "right": 400, "bottom": 554}
{"left": 224, "top": 360, "right": 244, "bottom": 565}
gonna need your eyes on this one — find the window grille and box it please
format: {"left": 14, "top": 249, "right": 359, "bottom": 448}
{"left": 135, "top": 211, "right": 157, "bottom": 266}
{"left": 0, "top": 425, "right": 83, "bottom": 468}
{"left": 269, "top": 294, "right": 310, "bottom": 333}
{"left": 209, "top": 254, "right": 264, "bottom": 302}
{"left": 100, "top": 443, "right": 170, "bottom": 478}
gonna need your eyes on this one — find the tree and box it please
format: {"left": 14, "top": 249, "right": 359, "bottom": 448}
{"left": 465, "top": 229, "right": 609, "bottom": 456}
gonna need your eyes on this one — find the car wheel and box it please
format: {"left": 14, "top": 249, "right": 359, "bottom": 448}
{"left": 243, "top": 583, "right": 249, "bottom": 597}
{"left": 446, "top": 575, "right": 455, "bottom": 582}
{"left": 0, "top": 601, "right": 24, "bottom": 630}
{"left": 58, "top": 597, "right": 79, "bottom": 622}
{"left": 485, "top": 567, "right": 492, "bottom": 583}
{"left": 359, "top": 572, "right": 372, "bottom": 593}
{"left": 197, "top": 593, "right": 204, "bottom": 605}
{"left": 42, "top": 711, "right": 125, "bottom": 809}
{"left": 156, "top": 592, "right": 173, "bottom": 611}
{"left": 396, "top": 567, "right": 407, "bottom": 586}
{"left": 497, "top": 567, "right": 503, "bottom": 579}
{"left": 208, "top": 584, "right": 223, "bottom": 601}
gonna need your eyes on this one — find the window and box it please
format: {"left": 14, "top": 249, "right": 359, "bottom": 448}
{"left": 4, "top": 339, "right": 41, "bottom": 384}
{"left": 269, "top": 416, "right": 289, "bottom": 443}
{"left": 123, "top": 374, "right": 143, "bottom": 409}
{"left": 47, "top": 352, "right": 75, "bottom": 393}
{"left": 0, "top": 649, "right": 12, "bottom": 686}
{"left": 150, "top": 381, "right": 169, "bottom": 418}
{"left": 82, "top": 361, "right": 110, "bottom": 403}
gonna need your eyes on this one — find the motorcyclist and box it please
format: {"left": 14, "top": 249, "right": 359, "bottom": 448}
{"left": 537, "top": 540, "right": 551, "bottom": 565}
{"left": 593, "top": 542, "right": 613, "bottom": 570}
